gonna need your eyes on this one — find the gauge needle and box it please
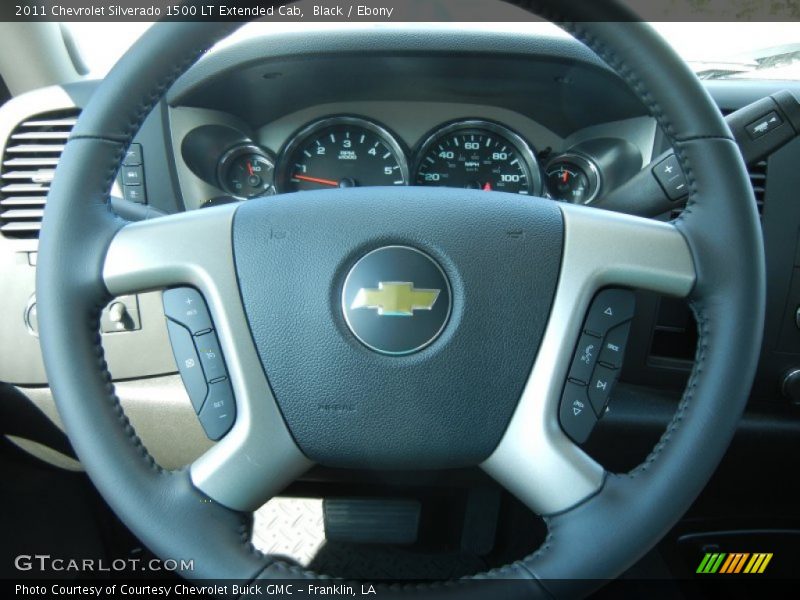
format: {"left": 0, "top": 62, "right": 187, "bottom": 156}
{"left": 561, "top": 171, "right": 569, "bottom": 183}
{"left": 293, "top": 174, "right": 339, "bottom": 187}
{"left": 246, "top": 161, "right": 254, "bottom": 176}
{"left": 482, "top": 182, "right": 492, "bottom": 191}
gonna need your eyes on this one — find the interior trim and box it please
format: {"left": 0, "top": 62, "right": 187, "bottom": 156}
{"left": 481, "top": 202, "right": 696, "bottom": 514}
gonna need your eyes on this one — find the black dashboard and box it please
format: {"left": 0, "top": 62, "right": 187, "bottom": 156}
{"left": 162, "top": 29, "right": 657, "bottom": 213}
{"left": 1, "top": 27, "right": 800, "bottom": 472}
{"left": 179, "top": 111, "right": 642, "bottom": 205}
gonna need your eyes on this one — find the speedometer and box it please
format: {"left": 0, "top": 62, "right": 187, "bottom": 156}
{"left": 414, "top": 121, "right": 541, "bottom": 195}
{"left": 276, "top": 116, "right": 408, "bottom": 193}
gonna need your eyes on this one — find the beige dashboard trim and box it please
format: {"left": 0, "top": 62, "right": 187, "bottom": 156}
{"left": 15, "top": 376, "right": 213, "bottom": 471}
{"left": 6, "top": 435, "right": 83, "bottom": 472}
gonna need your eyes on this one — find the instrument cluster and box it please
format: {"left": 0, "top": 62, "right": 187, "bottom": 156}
{"left": 182, "top": 115, "right": 625, "bottom": 206}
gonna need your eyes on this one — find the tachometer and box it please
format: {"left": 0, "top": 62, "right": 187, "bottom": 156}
{"left": 414, "top": 121, "right": 541, "bottom": 195}
{"left": 277, "top": 117, "right": 408, "bottom": 192}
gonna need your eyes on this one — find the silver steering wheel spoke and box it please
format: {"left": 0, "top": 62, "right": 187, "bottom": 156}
{"left": 103, "top": 205, "right": 312, "bottom": 511}
{"left": 481, "top": 203, "right": 696, "bottom": 515}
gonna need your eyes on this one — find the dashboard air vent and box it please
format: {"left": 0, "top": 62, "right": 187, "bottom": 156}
{"left": 670, "top": 159, "right": 768, "bottom": 220}
{"left": 748, "top": 159, "right": 768, "bottom": 215}
{"left": 0, "top": 109, "right": 79, "bottom": 239}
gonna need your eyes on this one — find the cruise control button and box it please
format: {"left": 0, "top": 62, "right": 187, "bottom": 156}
{"left": 163, "top": 287, "right": 213, "bottom": 335}
{"left": 598, "top": 322, "right": 631, "bottom": 369}
{"left": 166, "top": 320, "right": 207, "bottom": 413}
{"left": 559, "top": 382, "right": 597, "bottom": 444}
{"left": 195, "top": 331, "right": 227, "bottom": 382}
{"left": 198, "top": 380, "right": 236, "bottom": 441}
{"left": 568, "top": 332, "right": 601, "bottom": 384}
{"left": 588, "top": 364, "right": 617, "bottom": 416}
{"left": 584, "top": 289, "right": 635, "bottom": 337}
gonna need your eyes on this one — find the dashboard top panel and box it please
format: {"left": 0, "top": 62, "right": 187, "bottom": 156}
{"left": 168, "top": 29, "right": 646, "bottom": 137}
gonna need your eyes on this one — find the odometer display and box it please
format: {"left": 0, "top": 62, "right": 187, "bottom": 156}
{"left": 277, "top": 117, "right": 408, "bottom": 193}
{"left": 414, "top": 121, "right": 541, "bottom": 195}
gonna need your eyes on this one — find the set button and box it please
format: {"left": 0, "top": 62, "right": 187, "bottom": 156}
{"left": 199, "top": 381, "right": 236, "bottom": 441}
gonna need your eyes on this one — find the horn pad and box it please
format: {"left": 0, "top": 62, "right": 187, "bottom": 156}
{"left": 341, "top": 245, "right": 452, "bottom": 355}
{"left": 232, "top": 187, "right": 563, "bottom": 469}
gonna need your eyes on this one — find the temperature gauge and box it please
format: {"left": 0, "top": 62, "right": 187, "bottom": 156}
{"left": 218, "top": 145, "right": 276, "bottom": 199}
{"left": 545, "top": 154, "right": 601, "bottom": 204}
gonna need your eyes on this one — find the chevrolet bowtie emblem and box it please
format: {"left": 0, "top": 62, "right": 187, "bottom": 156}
{"left": 351, "top": 282, "right": 440, "bottom": 317}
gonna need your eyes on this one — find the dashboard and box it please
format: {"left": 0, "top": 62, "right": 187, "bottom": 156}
{"left": 177, "top": 110, "right": 648, "bottom": 206}
{"left": 165, "top": 29, "right": 659, "bottom": 214}
{"left": 1, "top": 23, "right": 800, "bottom": 584}
{"left": 2, "top": 26, "right": 800, "bottom": 475}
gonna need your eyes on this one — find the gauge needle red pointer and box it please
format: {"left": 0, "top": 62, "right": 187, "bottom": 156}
{"left": 562, "top": 171, "right": 569, "bottom": 183}
{"left": 246, "top": 161, "right": 254, "bottom": 176}
{"left": 293, "top": 174, "right": 339, "bottom": 187}
{"left": 482, "top": 182, "right": 492, "bottom": 191}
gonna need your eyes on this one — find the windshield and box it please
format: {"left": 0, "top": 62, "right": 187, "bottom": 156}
{"left": 64, "top": 21, "right": 800, "bottom": 81}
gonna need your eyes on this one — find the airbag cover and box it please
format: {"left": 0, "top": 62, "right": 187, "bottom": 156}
{"left": 232, "top": 187, "right": 562, "bottom": 468}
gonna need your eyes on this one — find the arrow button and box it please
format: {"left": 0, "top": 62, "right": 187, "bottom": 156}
{"left": 584, "top": 288, "right": 635, "bottom": 337}
{"left": 559, "top": 382, "right": 597, "bottom": 444}
{"left": 588, "top": 364, "right": 618, "bottom": 415}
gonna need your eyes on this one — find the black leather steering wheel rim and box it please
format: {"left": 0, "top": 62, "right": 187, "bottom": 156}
{"left": 36, "top": 1, "right": 765, "bottom": 597}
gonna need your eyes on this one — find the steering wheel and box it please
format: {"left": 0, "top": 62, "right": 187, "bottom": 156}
{"left": 37, "top": 1, "right": 765, "bottom": 596}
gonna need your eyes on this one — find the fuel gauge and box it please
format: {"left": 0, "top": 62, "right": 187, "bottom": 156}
{"left": 545, "top": 154, "right": 601, "bottom": 205}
